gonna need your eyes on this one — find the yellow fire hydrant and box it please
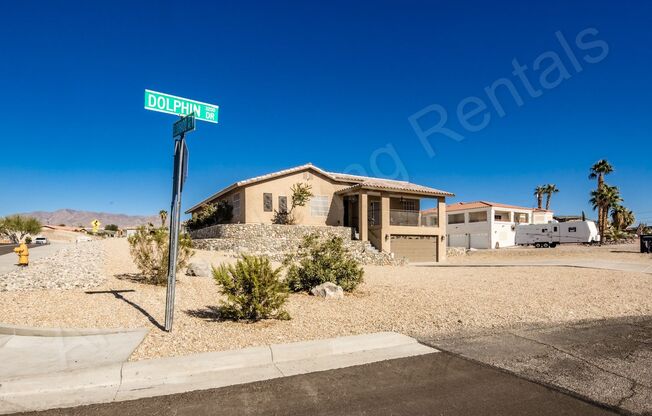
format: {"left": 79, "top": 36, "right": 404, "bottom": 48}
{"left": 13, "top": 243, "right": 29, "bottom": 267}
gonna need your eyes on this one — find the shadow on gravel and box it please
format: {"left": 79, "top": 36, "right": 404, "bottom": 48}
{"left": 85, "top": 288, "right": 165, "bottom": 331}
{"left": 185, "top": 306, "right": 239, "bottom": 322}
{"left": 114, "top": 273, "right": 152, "bottom": 284}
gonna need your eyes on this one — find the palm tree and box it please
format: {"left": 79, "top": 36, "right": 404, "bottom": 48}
{"left": 534, "top": 186, "right": 545, "bottom": 209}
{"left": 159, "top": 210, "right": 168, "bottom": 228}
{"left": 611, "top": 205, "right": 635, "bottom": 231}
{"left": 588, "top": 160, "right": 614, "bottom": 234}
{"left": 543, "top": 184, "right": 559, "bottom": 210}
{"left": 590, "top": 184, "right": 622, "bottom": 241}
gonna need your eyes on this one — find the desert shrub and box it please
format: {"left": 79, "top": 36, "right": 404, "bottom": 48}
{"left": 127, "top": 226, "right": 193, "bottom": 285}
{"left": 25, "top": 236, "right": 32, "bottom": 244}
{"left": 212, "top": 255, "right": 290, "bottom": 321}
{"left": 604, "top": 227, "right": 633, "bottom": 242}
{"left": 186, "top": 200, "right": 233, "bottom": 231}
{"left": 284, "top": 233, "right": 364, "bottom": 292}
{"left": 105, "top": 224, "right": 119, "bottom": 232}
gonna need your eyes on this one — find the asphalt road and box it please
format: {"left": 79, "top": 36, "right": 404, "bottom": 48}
{"left": 15, "top": 352, "right": 616, "bottom": 416}
{"left": 0, "top": 244, "right": 39, "bottom": 256}
{"left": 426, "top": 316, "right": 652, "bottom": 415}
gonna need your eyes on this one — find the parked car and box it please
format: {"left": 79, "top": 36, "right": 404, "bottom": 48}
{"left": 33, "top": 237, "right": 49, "bottom": 245}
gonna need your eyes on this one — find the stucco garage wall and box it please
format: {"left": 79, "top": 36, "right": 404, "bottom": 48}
{"left": 447, "top": 209, "right": 491, "bottom": 249}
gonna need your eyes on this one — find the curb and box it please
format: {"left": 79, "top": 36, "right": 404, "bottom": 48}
{"left": 0, "top": 332, "right": 436, "bottom": 414}
{"left": 0, "top": 323, "right": 148, "bottom": 337}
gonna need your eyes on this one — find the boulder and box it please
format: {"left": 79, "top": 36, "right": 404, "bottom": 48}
{"left": 310, "top": 282, "right": 344, "bottom": 299}
{"left": 186, "top": 260, "right": 212, "bottom": 277}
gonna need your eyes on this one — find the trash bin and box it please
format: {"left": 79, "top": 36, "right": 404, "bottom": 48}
{"left": 641, "top": 234, "right": 652, "bottom": 253}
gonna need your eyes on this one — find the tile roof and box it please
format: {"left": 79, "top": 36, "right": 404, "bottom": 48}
{"left": 335, "top": 180, "right": 453, "bottom": 197}
{"left": 187, "top": 163, "right": 453, "bottom": 213}
{"left": 445, "top": 201, "right": 549, "bottom": 212}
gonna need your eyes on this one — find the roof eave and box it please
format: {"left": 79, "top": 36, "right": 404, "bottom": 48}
{"left": 336, "top": 184, "right": 454, "bottom": 198}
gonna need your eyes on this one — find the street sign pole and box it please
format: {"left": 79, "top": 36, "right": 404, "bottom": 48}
{"left": 165, "top": 114, "right": 192, "bottom": 332}
{"left": 144, "top": 89, "right": 216, "bottom": 332}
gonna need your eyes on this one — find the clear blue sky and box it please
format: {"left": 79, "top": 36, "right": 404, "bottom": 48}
{"left": 1, "top": 1, "right": 651, "bottom": 222}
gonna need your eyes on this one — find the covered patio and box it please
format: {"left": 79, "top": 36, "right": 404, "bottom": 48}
{"left": 336, "top": 182, "right": 452, "bottom": 262}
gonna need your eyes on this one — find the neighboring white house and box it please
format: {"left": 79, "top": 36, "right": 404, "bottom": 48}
{"left": 422, "top": 201, "right": 553, "bottom": 249}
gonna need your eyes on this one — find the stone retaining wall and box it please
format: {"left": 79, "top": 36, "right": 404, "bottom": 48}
{"left": 190, "top": 224, "right": 400, "bottom": 265}
{"left": 190, "top": 223, "right": 353, "bottom": 241}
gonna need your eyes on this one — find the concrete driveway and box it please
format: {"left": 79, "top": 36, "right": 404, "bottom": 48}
{"left": 424, "top": 316, "right": 652, "bottom": 415}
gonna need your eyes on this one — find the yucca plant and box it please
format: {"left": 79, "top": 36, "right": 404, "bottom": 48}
{"left": 213, "top": 255, "right": 290, "bottom": 321}
{"left": 128, "top": 225, "right": 193, "bottom": 285}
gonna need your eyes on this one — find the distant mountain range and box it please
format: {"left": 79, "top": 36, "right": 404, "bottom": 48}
{"left": 16, "top": 209, "right": 161, "bottom": 228}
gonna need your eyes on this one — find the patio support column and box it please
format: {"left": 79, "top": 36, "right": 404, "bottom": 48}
{"left": 438, "top": 197, "right": 447, "bottom": 261}
{"left": 380, "top": 194, "right": 390, "bottom": 252}
{"left": 358, "top": 191, "right": 368, "bottom": 241}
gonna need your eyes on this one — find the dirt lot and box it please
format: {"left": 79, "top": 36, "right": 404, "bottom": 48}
{"left": 447, "top": 242, "right": 651, "bottom": 264}
{"left": 0, "top": 239, "right": 650, "bottom": 361}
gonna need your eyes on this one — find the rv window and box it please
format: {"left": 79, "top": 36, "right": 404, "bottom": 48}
{"left": 542, "top": 228, "right": 548, "bottom": 233}
{"left": 553, "top": 227, "right": 558, "bottom": 232}
{"left": 569, "top": 227, "right": 577, "bottom": 232}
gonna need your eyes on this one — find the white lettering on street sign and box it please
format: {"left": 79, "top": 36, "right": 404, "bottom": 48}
{"left": 144, "top": 90, "right": 219, "bottom": 123}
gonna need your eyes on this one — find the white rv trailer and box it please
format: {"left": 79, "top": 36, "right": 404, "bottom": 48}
{"left": 515, "top": 221, "right": 600, "bottom": 248}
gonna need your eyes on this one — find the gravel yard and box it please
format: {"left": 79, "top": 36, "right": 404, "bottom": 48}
{"left": 0, "top": 242, "right": 105, "bottom": 291}
{"left": 0, "top": 239, "right": 650, "bottom": 361}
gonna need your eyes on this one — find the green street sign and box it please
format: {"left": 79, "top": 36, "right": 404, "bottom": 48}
{"left": 173, "top": 113, "right": 196, "bottom": 137}
{"left": 144, "top": 89, "right": 219, "bottom": 123}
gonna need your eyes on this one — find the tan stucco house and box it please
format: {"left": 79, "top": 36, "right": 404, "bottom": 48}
{"left": 187, "top": 163, "right": 454, "bottom": 262}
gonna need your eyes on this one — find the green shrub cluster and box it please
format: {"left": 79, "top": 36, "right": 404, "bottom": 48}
{"left": 128, "top": 226, "right": 193, "bottom": 285}
{"left": 186, "top": 200, "right": 233, "bottom": 231}
{"left": 284, "top": 233, "right": 364, "bottom": 292}
{"left": 212, "top": 255, "right": 290, "bottom": 321}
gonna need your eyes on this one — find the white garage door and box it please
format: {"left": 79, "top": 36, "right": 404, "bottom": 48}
{"left": 470, "top": 233, "right": 490, "bottom": 249}
{"left": 448, "top": 234, "right": 468, "bottom": 248}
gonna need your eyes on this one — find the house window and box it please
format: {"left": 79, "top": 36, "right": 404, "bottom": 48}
{"left": 469, "top": 211, "right": 488, "bottom": 223}
{"left": 569, "top": 227, "right": 577, "bottom": 232}
{"left": 514, "top": 213, "right": 529, "bottom": 223}
{"left": 401, "top": 199, "right": 417, "bottom": 211}
{"left": 369, "top": 201, "right": 380, "bottom": 226}
{"left": 448, "top": 213, "right": 465, "bottom": 224}
{"left": 232, "top": 192, "right": 241, "bottom": 219}
{"left": 263, "top": 193, "right": 273, "bottom": 212}
{"left": 278, "top": 196, "right": 288, "bottom": 213}
{"left": 311, "top": 196, "right": 329, "bottom": 216}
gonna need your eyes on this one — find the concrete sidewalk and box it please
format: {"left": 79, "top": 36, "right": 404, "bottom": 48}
{"left": 0, "top": 332, "right": 435, "bottom": 414}
{"left": 0, "top": 324, "right": 148, "bottom": 380}
{"left": 423, "top": 258, "right": 652, "bottom": 274}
